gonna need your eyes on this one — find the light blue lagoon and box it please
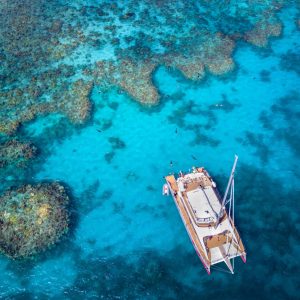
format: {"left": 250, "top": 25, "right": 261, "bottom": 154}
{"left": 0, "top": 1, "right": 300, "bottom": 299}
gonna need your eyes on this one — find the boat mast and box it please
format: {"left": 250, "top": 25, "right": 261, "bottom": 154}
{"left": 232, "top": 177, "right": 235, "bottom": 226}
{"left": 216, "top": 155, "right": 238, "bottom": 226}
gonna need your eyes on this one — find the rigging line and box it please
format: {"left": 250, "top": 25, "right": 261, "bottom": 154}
{"left": 232, "top": 179, "right": 241, "bottom": 257}
{"left": 225, "top": 184, "right": 233, "bottom": 207}
{"left": 226, "top": 178, "right": 237, "bottom": 264}
{"left": 228, "top": 181, "right": 232, "bottom": 220}
{"left": 211, "top": 265, "right": 232, "bottom": 274}
{"left": 232, "top": 178, "right": 235, "bottom": 227}
{"left": 225, "top": 183, "right": 234, "bottom": 257}
{"left": 216, "top": 155, "right": 238, "bottom": 225}
{"left": 230, "top": 182, "right": 239, "bottom": 246}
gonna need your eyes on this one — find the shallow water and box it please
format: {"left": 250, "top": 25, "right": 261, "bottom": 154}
{"left": 1, "top": 1, "right": 300, "bottom": 299}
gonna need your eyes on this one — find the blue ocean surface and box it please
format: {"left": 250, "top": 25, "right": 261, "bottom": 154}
{"left": 0, "top": 0, "right": 300, "bottom": 299}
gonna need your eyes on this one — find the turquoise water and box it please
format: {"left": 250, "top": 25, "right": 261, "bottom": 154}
{"left": 1, "top": 1, "right": 300, "bottom": 299}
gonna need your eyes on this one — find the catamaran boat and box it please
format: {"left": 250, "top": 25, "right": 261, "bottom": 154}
{"left": 164, "top": 155, "right": 246, "bottom": 274}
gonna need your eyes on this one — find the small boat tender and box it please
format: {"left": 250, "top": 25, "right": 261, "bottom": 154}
{"left": 162, "top": 183, "right": 169, "bottom": 196}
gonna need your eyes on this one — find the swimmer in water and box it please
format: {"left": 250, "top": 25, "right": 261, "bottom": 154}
{"left": 170, "top": 161, "right": 173, "bottom": 167}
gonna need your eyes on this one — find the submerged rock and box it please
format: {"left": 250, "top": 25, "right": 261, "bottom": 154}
{"left": 0, "top": 183, "right": 69, "bottom": 258}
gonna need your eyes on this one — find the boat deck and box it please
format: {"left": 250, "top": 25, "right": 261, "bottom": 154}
{"left": 165, "top": 175, "right": 210, "bottom": 268}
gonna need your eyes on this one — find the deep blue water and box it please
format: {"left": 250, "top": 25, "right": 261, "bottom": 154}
{"left": 0, "top": 1, "right": 300, "bottom": 299}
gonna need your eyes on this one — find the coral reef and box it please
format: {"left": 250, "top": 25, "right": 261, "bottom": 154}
{"left": 92, "top": 58, "right": 159, "bottom": 104}
{"left": 166, "top": 55, "right": 205, "bottom": 81}
{"left": 0, "top": 139, "right": 37, "bottom": 169}
{"left": 91, "top": 34, "right": 235, "bottom": 103}
{"left": 202, "top": 34, "right": 235, "bottom": 75}
{"left": 55, "top": 79, "right": 93, "bottom": 124}
{"left": 0, "top": 183, "right": 69, "bottom": 258}
{"left": 0, "top": 0, "right": 286, "bottom": 134}
{"left": 0, "top": 73, "right": 92, "bottom": 134}
{"left": 163, "top": 34, "right": 235, "bottom": 80}
{"left": 244, "top": 21, "right": 282, "bottom": 47}
{"left": 114, "top": 59, "right": 158, "bottom": 104}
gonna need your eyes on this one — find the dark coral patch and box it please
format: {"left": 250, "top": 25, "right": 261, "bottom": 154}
{"left": 61, "top": 249, "right": 203, "bottom": 299}
{"left": 259, "top": 111, "right": 273, "bottom": 130}
{"left": 191, "top": 130, "right": 220, "bottom": 148}
{"left": 209, "top": 94, "right": 239, "bottom": 113}
{"left": 146, "top": 185, "right": 156, "bottom": 191}
{"left": 108, "top": 137, "right": 126, "bottom": 149}
{"left": 100, "top": 189, "right": 114, "bottom": 201}
{"left": 108, "top": 101, "right": 119, "bottom": 110}
{"left": 104, "top": 151, "right": 115, "bottom": 163}
{"left": 237, "top": 131, "right": 271, "bottom": 162}
{"left": 259, "top": 70, "right": 271, "bottom": 82}
{"left": 94, "top": 119, "right": 113, "bottom": 131}
{"left": 267, "top": 92, "right": 300, "bottom": 157}
{"left": 280, "top": 50, "right": 300, "bottom": 76}
{"left": 112, "top": 201, "right": 125, "bottom": 214}
{"left": 125, "top": 171, "right": 139, "bottom": 182}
